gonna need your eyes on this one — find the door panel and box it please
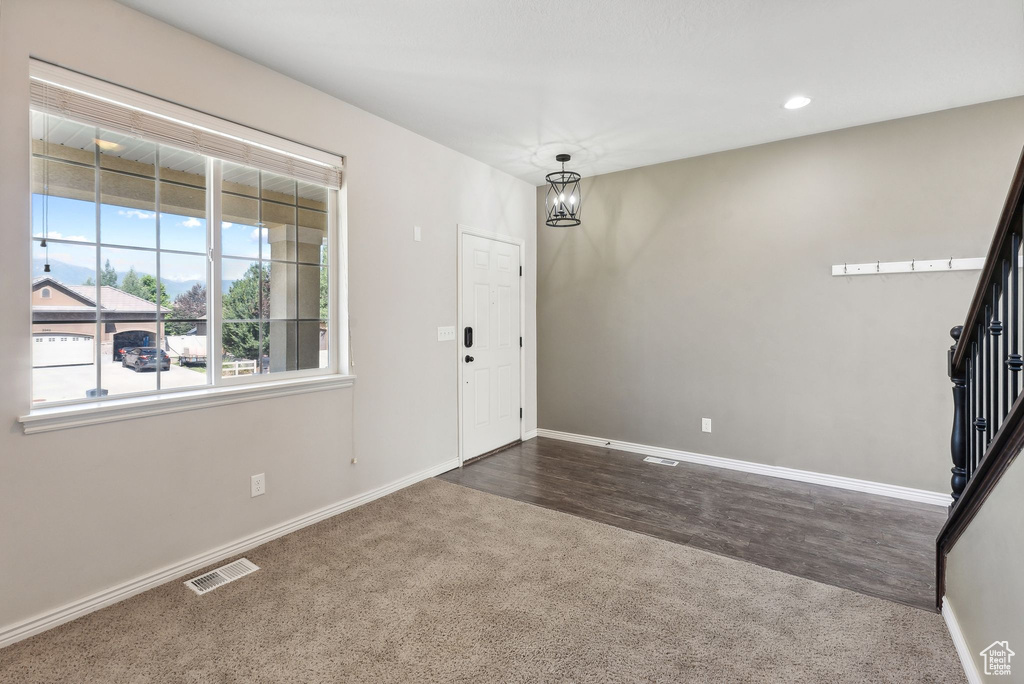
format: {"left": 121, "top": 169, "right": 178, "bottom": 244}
{"left": 498, "top": 285, "right": 512, "bottom": 347}
{"left": 473, "top": 283, "right": 490, "bottom": 349}
{"left": 474, "top": 368, "right": 490, "bottom": 427}
{"left": 462, "top": 233, "right": 521, "bottom": 459}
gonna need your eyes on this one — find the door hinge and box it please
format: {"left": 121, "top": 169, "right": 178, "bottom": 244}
{"left": 520, "top": 336, "right": 522, "bottom": 347}
{"left": 520, "top": 407, "right": 523, "bottom": 419}
{"left": 519, "top": 266, "right": 522, "bottom": 276}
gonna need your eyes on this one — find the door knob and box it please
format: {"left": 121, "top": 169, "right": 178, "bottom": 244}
{"left": 465, "top": 355, "right": 474, "bottom": 363}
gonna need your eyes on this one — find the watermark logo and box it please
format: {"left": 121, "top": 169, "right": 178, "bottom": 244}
{"left": 980, "top": 641, "right": 1015, "bottom": 677}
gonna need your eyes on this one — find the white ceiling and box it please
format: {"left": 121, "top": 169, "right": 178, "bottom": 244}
{"left": 117, "top": 0, "right": 1024, "bottom": 185}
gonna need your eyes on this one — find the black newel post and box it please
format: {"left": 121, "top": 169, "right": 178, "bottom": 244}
{"left": 949, "top": 326, "right": 967, "bottom": 505}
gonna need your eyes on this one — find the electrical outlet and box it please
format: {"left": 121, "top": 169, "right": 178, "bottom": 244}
{"left": 437, "top": 326, "right": 456, "bottom": 341}
{"left": 251, "top": 473, "right": 266, "bottom": 497}
{"left": 702, "top": 418, "right": 712, "bottom": 433}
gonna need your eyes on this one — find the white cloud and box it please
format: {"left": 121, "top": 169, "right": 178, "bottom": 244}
{"left": 249, "top": 227, "right": 269, "bottom": 242}
{"left": 181, "top": 217, "right": 202, "bottom": 228}
{"left": 222, "top": 222, "right": 233, "bottom": 229}
{"left": 41, "top": 232, "right": 89, "bottom": 242}
{"left": 118, "top": 209, "right": 155, "bottom": 220}
{"left": 165, "top": 273, "right": 204, "bottom": 282}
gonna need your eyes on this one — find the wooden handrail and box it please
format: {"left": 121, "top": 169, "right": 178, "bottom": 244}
{"left": 952, "top": 145, "right": 1024, "bottom": 369}
{"left": 938, "top": 144, "right": 1024, "bottom": 610}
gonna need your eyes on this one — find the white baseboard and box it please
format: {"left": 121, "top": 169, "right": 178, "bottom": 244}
{"left": 535, "top": 429, "right": 951, "bottom": 507}
{"left": 523, "top": 428, "right": 538, "bottom": 440}
{"left": 942, "top": 598, "right": 982, "bottom": 684}
{"left": 0, "top": 457, "right": 460, "bottom": 649}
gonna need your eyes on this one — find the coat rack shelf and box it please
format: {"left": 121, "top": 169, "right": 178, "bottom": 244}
{"left": 831, "top": 257, "right": 985, "bottom": 277}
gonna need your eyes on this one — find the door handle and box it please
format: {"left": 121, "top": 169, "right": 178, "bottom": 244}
{"left": 465, "top": 355, "right": 475, "bottom": 363}
{"left": 464, "top": 326, "right": 473, "bottom": 348}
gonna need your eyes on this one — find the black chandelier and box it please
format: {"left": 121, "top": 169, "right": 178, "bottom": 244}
{"left": 545, "top": 154, "right": 582, "bottom": 227}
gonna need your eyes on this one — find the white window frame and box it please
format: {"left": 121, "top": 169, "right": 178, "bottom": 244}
{"left": 20, "top": 62, "right": 353, "bottom": 434}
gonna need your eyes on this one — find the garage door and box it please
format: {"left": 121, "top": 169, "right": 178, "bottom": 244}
{"left": 33, "top": 334, "right": 95, "bottom": 368}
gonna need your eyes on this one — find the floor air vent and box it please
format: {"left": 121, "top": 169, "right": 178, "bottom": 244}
{"left": 184, "top": 558, "right": 259, "bottom": 595}
{"left": 643, "top": 456, "right": 679, "bottom": 467}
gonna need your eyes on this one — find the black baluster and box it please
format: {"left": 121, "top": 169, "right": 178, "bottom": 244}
{"left": 949, "top": 326, "right": 967, "bottom": 504}
{"left": 986, "top": 304, "right": 995, "bottom": 442}
{"left": 1002, "top": 259, "right": 1010, "bottom": 419}
{"left": 976, "top": 328, "right": 986, "bottom": 465}
{"left": 968, "top": 352, "right": 975, "bottom": 479}
{"left": 971, "top": 338, "right": 977, "bottom": 477}
{"left": 1009, "top": 233, "right": 1021, "bottom": 398}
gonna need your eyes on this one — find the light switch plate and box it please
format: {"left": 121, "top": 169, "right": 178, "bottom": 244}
{"left": 437, "top": 326, "right": 456, "bottom": 341}
{"left": 414, "top": 225, "right": 422, "bottom": 241}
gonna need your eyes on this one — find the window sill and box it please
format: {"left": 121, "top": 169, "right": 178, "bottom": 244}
{"left": 19, "top": 374, "right": 356, "bottom": 435}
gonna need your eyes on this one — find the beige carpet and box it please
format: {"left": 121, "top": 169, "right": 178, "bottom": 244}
{"left": 0, "top": 478, "right": 964, "bottom": 683}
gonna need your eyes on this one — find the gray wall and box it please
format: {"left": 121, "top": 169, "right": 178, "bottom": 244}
{"left": 537, "top": 98, "right": 1024, "bottom": 492}
{"left": 945, "top": 455, "right": 1024, "bottom": 675}
{"left": 0, "top": 0, "right": 536, "bottom": 633}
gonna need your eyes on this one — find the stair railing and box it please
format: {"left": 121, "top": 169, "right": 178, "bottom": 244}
{"left": 937, "top": 145, "right": 1024, "bottom": 609}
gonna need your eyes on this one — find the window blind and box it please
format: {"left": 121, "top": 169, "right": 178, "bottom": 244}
{"left": 29, "top": 78, "right": 342, "bottom": 189}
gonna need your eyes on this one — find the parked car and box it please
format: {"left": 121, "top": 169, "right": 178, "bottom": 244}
{"left": 122, "top": 347, "right": 170, "bottom": 372}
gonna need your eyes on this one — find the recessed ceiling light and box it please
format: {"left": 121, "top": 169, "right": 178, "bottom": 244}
{"left": 783, "top": 96, "right": 812, "bottom": 110}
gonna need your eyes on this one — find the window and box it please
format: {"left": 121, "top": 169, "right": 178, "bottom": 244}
{"left": 29, "top": 65, "right": 344, "bottom": 408}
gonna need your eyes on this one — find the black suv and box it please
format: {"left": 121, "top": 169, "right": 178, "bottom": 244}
{"left": 122, "top": 347, "right": 171, "bottom": 372}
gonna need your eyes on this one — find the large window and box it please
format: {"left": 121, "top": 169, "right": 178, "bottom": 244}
{"left": 29, "top": 69, "right": 343, "bottom": 407}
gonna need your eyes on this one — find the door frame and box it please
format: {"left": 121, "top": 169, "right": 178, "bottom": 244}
{"left": 456, "top": 224, "right": 526, "bottom": 466}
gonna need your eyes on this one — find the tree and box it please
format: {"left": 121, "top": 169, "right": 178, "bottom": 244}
{"left": 137, "top": 274, "right": 171, "bottom": 310}
{"left": 83, "top": 276, "right": 95, "bottom": 286}
{"left": 166, "top": 284, "right": 207, "bottom": 336}
{"left": 221, "top": 264, "right": 269, "bottom": 360}
{"left": 172, "top": 283, "right": 207, "bottom": 319}
{"left": 319, "top": 248, "right": 328, "bottom": 321}
{"left": 101, "top": 259, "right": 118, "bottom": 287}
{"left": 120, "top": 267, "right": 142, "bottom": 298}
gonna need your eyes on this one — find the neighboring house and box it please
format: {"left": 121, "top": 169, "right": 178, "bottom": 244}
{"left": 32, "top": 277, "right": 169, "bottom": 367}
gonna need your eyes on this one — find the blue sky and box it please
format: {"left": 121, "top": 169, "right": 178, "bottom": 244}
{"left": 32, "top": 194, "right": 270, "bottom": 287}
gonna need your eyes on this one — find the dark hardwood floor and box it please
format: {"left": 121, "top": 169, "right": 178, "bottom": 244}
{"left": 439, "top": 437, "right": 947, "bottom": 611}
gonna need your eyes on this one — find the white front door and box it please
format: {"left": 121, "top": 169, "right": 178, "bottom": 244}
{"left": 461, "top": 233, "right": 521, "bottom": 460}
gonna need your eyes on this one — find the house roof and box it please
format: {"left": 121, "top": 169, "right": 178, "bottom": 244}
{"left": 33, "top": 277, "right": 171, "bottom": 313}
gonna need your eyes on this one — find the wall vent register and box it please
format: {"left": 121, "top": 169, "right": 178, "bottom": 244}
{"left": 183, "top": 558, "right": 259, "bottom": 595}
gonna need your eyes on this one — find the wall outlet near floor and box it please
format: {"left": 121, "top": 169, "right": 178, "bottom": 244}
{"left": 702, "top": 418, "right": 712, "bottom": 433}
{"left": 437, "top": 326, "right": 456, "bottom": 341}
{"left": 250, "top": 473, "right": 266, "bottom": 497}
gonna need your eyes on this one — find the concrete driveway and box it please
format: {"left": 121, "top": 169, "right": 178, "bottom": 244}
{"left": 32, "top": 356, "right": 208, "bottom": 404}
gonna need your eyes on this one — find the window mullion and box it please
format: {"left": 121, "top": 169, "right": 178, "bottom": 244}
{"left": 93, "top": 125, "right": 103, "bottom": 396}
{"left": 154, "top": 147, "right": 162, "bottom": 393}
{"left": 330, "top": 189, "right": 345, "bottom": 375}
{"left": 209, "top": 158, "right": 223, "bottom": 387}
